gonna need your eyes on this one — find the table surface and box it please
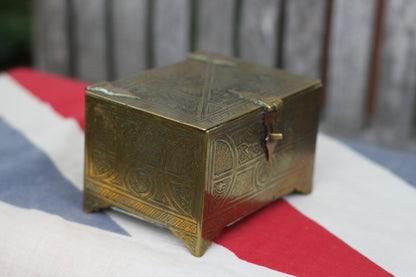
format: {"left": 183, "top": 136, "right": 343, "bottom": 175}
{"left": 0, "top": 67, "right": 415, "bottom": 277}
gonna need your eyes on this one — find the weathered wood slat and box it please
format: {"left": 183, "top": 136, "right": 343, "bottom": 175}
{"left": 325, "top": 0, "right": 377, "bottom": 133}
{"left": 32, "top": 0, "right": 69, "bottom": 75}
{"left": 282, "top": 0, "right": 327, "bottom": 78}
{"left": 111, "top": 0, "right": 148, "bottom": 79}
{"left": 373, "top": 0, "right": 416, "bottom": 143}
{"left": 197, "top": 0, "right": 236, "bottom": 56}
{"left": 154, "top": 0, "right": 191, "bottom": 67}
{"left": 72, "top": 0, "right": 108, "bottom": 81}
{"left": 240, "top": 0, "right": 280, "bottom": 67}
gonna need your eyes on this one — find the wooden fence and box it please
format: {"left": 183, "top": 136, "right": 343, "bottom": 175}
{"left": 32, "top": 0, "right": 416, "bottom": 151}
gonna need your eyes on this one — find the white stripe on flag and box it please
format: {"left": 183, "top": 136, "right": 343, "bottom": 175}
{"left": 286, "top": 135, "right": 416, "bottom": 276}
{"left": 0, "top": 201, "right": 284, "bottom": 276}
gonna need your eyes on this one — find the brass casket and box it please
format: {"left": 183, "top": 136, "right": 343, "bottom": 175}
{"left": 83, "top": 52, "right": 322, "bottom": 257}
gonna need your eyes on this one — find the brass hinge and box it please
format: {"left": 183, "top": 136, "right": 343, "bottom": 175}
{"left": 86, "top": 82, "right": 141, "bottom": 101}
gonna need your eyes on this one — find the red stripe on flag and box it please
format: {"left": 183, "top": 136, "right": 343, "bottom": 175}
{"left": 9, "top": 67, "right": 393, "bottom": 277}
{"left": 8, "top": 67, "right": 88, "bottom": 129}
{"left": 215, "top": 199, "right": 391, "bottom": 276}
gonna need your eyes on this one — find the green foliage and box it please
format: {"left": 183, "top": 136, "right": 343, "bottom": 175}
{"left": 0, "top": 0, "right": 31, "bottom": 70}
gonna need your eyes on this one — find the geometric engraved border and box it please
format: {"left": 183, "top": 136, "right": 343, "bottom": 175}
{"left": 85, "top": 180, "right": 197, "bottom": 234}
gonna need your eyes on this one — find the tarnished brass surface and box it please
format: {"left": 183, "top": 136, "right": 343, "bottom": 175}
{"left": 83, "top": 52, "right": 322, "bottom": 257}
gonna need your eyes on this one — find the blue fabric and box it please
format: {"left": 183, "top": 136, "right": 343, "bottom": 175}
{"left": 339, "top": 137, "right": 416, "bottom": 188}
{"left": 0, "top": 117, "right": 129, "bottom": 235}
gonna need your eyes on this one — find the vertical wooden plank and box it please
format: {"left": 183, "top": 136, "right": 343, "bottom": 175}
{"left": 283, "top": 0, "right": 327, "bottom": 78}
{"left": 239, "top": 0, "right": 280, "bottom": 67}
{"left": 325, "top": 0, "right": 377, "bottom": 133}
{"left": 365, "top": 0, "right": 385, "bottom": 117}
{"left": 32, "top": 0, "right": 69, "bottom": 75}
{"left": 112, "top": 0, "right": 148, "bottom": 79}
{"left": 373, "top": 0, "right": 416, "bottom": 142}
{"left": 154, "top": 0, "right": 191, "bottom": 67}
{"left": 72, "top": 0, "right": 108, "bottom": 81}
{"left": 197, "top": 0, "right": 236, "bottom": 56}
{"left": 320, "top": 0, "right": 334, "bottom": 108}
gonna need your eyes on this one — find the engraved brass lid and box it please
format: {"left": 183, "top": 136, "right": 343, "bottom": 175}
{"left": 86, "top": 52, "right": 320, "bottom": 131}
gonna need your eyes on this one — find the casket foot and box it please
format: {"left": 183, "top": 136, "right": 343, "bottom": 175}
{"left": 295, "top": 181, "right": 313, "bottom": 194}
{"left": 170, "top": 229, "right": 213, "bottom": 257}
{"left": 83, "top": 192, "right": 110, "bottom": 213}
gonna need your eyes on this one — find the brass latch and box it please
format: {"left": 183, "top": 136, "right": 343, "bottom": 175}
{"left": 227, "top": 89, "right": 283, "bottom": 161}
{"left": 264, "top": 105, "right": 283, "bottom": 161}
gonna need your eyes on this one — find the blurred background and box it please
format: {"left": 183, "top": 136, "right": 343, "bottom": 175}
{"left": 1, "top": 0, "right": 415, "bottom": 153}
{"left": 0, "top": 0, "right": 31, "bottom": 71}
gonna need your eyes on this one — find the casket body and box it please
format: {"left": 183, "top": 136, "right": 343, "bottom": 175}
{"left": 83, "top": 52, "right": 322, "bottom": 256}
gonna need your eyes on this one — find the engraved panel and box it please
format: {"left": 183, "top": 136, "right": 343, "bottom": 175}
{"left": 203, "top": 88, "right": 320, "bottom": 240}
{"left": 85, "top": 97, "right": 202, "bottom": 232}
{"left": 107, "top": 60, "right": 258, "bottom": 130}
{"left": 88, "top": 53, "right": 317, "bottom": 131}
